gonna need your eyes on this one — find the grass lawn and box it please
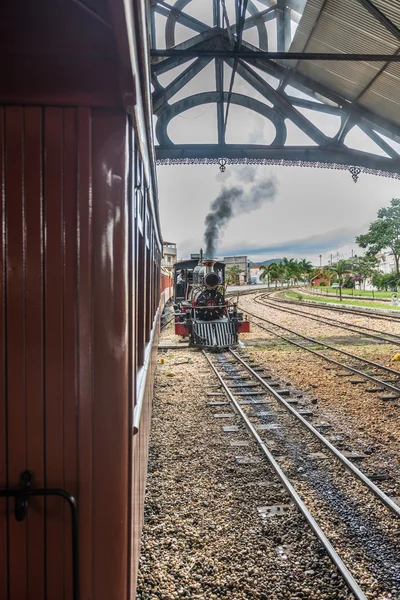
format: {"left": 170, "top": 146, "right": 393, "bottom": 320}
{"left": 315, "top": 286, "right": 393, "bottom": 299}
{"left": 286, "top": 291, "right": 400, "bottom": 311}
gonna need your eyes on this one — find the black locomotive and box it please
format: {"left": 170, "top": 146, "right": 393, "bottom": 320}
{"left": 173, "top": 252, "right": 250, "bottom": 349}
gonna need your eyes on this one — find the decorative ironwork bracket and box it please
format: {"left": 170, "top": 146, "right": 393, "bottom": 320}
{"left": 156, "top": 156, "right": 400, "bottom": 182}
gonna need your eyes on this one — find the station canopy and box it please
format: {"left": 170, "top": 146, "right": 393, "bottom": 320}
{"left": 290, "top": 0, "right": 400, "bottom": 128}
{"left": 150, "top": 0, "right": 400, "bottom": 180}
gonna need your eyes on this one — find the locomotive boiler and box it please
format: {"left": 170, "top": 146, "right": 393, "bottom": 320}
{"left": 173, "top": 253, "right": 250, "bottom": 349}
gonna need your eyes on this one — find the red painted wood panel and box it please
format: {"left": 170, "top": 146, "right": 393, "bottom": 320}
{"left": 24, "top": 106, "right": 45, "bottom": 600}
{"left": 44, "top": 107, "right": 65, "bottom": 599}
{"left": 127, "top": 122, "right": 136, "bottom": 596}
{"left": 0, "top": 102, "right": 160, "bottom": 600}
{"left": 76, "top": 107, "right": 93, "bottom": 600}
{"left": 0, "top": 0, "right": 122, "bottom": 108}
{"left": 62, "top": 108, "right": 78, "bottom": 600}
{"left": 5, "top": 106, "right": 28, "bottom": 599}
{"left": 0, "top": 106, "right": 8, "bottom": 600}
{"left": 92, "top": 110, "right": 129, "bottom": 600}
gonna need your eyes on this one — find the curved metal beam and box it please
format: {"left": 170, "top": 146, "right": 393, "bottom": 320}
{"left": 153, "top": 57, "right": 212, "bottom": 115}
{"left": 230, "top": 6, "right": 275, "bottom": 46}
{"left": 235, "top": 59, "right": 329, "bottom": 146}
{"left": 152, "top": 29, "right": 220, "bottom": 75}
{"left": 165, "top": 0, "right": 208, "bottom": 48}
{"left": 155, "top": 91, "right": 287, "bottom": 146}
{"left": 164, "top": 0, "right": 268, "bottom": 50}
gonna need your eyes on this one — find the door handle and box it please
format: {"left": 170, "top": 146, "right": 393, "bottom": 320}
{"left": 0, "top": 470, "right": 79, "bottom": 600}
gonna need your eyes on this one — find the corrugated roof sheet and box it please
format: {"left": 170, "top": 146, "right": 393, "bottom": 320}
{"left": 289, "top": 0, "right": 400, "bottom": 128}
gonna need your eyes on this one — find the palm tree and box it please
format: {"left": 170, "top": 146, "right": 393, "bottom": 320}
{"left": 329, "top": 259, "right": 353, "bottom": 301}
{"left": 267, "top": 262, "right": 281, "bottom": 289}
{"left": 282, "top": 257, "right": 297, "bottom": 287}
{"left": 298, "top": 258, "right": 313, "bottom": 283}
{"left": 276, "top": 263, "right": 286, "bottom": 288}
{"left": 259, "top": 264, "right": 271, "bottom": 287}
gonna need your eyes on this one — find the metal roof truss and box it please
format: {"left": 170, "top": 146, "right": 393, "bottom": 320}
{"left": 150, "top": 0, "right": 400, "bottom": 180}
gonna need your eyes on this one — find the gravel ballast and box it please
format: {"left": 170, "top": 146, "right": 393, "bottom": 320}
{"left": 137, "top": 299, "right": 400, "bottom": 599}
{"left": 136, "top": 350, "right": 353, "bottom": 600}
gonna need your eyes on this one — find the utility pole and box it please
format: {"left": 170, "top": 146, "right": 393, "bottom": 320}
{"left": 319, "top": 254, "right": 322, "bottom": 268}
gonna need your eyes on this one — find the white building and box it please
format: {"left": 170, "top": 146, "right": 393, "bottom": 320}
{"left": 249, "top": 265, "right": 264, "bottom": 284}
{"left": 376, "top": 252, "right": 396, "bottom": 274}
{"left": 162, "top": 242, "right": 177, "bottom": 273}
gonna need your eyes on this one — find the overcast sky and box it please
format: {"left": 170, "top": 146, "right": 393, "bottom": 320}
{"left": 154, "top": 1, "right": 400, "bottom": 266}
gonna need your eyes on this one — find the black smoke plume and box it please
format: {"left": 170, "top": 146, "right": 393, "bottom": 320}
{"left": 204, "top": 168, "right": 277, "bottom": 258}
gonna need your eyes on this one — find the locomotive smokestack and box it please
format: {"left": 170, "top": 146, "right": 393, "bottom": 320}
{"left": 202, "top": 258, "right": 215, "bottom": 274}
{"left": 204, "top": 167, "right": 277, "bottom": 258}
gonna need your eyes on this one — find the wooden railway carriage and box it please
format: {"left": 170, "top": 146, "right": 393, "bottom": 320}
{"left": 0, "top": 1, "right": 163, "bottom": 599}
{"left": 161, "top": 267, "right": 174, "bottom": 309}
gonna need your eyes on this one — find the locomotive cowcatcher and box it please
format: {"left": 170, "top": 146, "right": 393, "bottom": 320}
{"left": 173, "top": 252, "right": 250, "bottom": 349}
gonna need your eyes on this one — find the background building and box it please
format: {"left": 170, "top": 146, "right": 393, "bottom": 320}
{"left": 250, "top": 265, "right": 264, "bottom": 284}
{"left": 376, "top": 252, "right": 396, "bottom": 274}
{"left": 162, "top": 242, "right": 177, "bottom": 272}
{"left": 223, "top": 255, "right": 250, "bottom": 284}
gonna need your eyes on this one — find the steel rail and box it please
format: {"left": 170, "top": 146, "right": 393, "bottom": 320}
{"left": 249, "top": 300, "right": 400, "bottom": 379}
{"left": 244, "top": 308, "right": 400, "bottom": 395}
{"left": 203, "top": 350, "right": 368, "bottom": 600}
{"left": 255, "top": 311, "right": 400, "bottom": 378}
{"left": 229, "top": 350, "right": 400, "bottom": 517}
{"left": 160, "top": 314, "right": 175, "bottom": 330}
{"left": 255, "top": 294, "right": 400, "bottom": 345}
{"left": 229, "top": 348, "right": 400, "bottom": 517}
{"left": 270, "top": 288, "right": 400, "bottom": 323}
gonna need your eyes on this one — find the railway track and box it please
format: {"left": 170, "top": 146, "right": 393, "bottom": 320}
{"left": 160, "top": 314, "right": 175, "bottom": 331}
{"left": 268, "top": 288, "right": 400, "bottom": 324}
{"left": 253, "top": 293, "right": 400, "bottom": 346}
{"left": 239, "top": 305, "right": 400, "bottom": 399}
{"left": 204, "top": 349, "right": 400, "bottom": 599}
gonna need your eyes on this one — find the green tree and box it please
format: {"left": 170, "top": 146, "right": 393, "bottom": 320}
{"left": 356, "top": 198, "right": 400, "bottom": 277}
{"left": 298, "top": 258, "right": 313, "bottom": 282}
{"left": 371, "top": 271, "right": 384, "bottom": 290}
{"left": 352, "top": 255, "right": 379, "bottom": 290}
{"left": 266, "top": 262, "right": 282, "bottom": 289}
{"left": 282, "top": 257, "right": 298, "bottom": 287}
{"left": 276, "top": 263, "right": 286, "bottom": 288}
{"left": 226, "top": 265, "right": 241, "bottom": 285}
{"left": 371, "top": 271, "right": 400, "bottom": 291}
{"left": 329, "top": 259, "right": 353, "bottom": 301}
{"left": 259, "top": 263, "right": 274, "bottom": 287}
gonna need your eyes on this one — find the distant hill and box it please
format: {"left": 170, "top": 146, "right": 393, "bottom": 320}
{"left": 249, "top": 258, "right": 283, "bottom": 266}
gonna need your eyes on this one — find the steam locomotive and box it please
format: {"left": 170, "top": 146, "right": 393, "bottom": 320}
{"left": 173, "top": 251, "right": 250, "bottom": 349}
